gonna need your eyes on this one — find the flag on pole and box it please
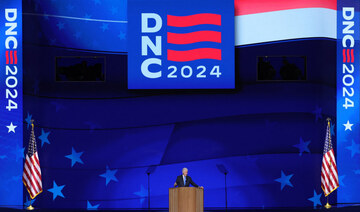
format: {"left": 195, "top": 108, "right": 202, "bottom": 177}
{"left": 22, "top": 122, "right": 43, "bottom": 199}
{"left": 321, "top": 119, "right": 339, "bottom": 196}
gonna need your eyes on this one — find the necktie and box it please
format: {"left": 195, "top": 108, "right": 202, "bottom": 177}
{"left": 184, "top": 176, "right": 186, "bottom": 186}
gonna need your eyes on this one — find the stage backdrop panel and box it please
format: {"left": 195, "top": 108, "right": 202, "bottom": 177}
{"left": 0, "top": 0, "right": 23, "bottom": 206}
{"left": 336, "top": 0, "right": 360, "bottom": 204}
{"left": 21, "top": 0, "right": 338, "bottom": 209}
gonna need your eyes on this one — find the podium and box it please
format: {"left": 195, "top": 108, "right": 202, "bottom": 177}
{"left": 169, "top": 187, "right": 204, "bottom": 212}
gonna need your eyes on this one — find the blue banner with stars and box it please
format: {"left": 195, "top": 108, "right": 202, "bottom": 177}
{"left": 337, "top": 0, "right": 360, "bottom": 203}
{"left": 0, "top": 0, "right": 23, "bottom": 206}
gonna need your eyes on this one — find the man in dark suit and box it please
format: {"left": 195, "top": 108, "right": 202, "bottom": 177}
{"left": 174, "top": 168, "right": 203, "bottom": 188}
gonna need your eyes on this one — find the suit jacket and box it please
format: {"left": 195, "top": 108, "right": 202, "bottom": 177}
{"left": 175, "top": 175, "right": 199, "bottom": 187}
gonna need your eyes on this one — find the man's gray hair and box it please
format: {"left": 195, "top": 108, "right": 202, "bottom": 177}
{"left": 182, "top": 167, "right": 188, "bottom": 173}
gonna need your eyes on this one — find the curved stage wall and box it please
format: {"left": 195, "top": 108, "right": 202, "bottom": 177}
{"left": 19, "top": 0, "right": 338, "bottom": 209}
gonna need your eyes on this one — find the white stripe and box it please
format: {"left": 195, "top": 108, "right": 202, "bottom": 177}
{"left": 22, "top": 13, "right": 127, "bottom": 23}
{"left": 235, "top": 8, "right": 336, "bottom": 46}
{"left": 325, "top": 152, "right": 338, "bottom": 186}
{"left": 321, "top": 167, "right": 330, "bottom": 194}
{"left": 26, "top": 156, "right": 42, "bottom": 188}
{"left": 322, "top": 159, "right": 333, "bottom": 191}
{"left": 24, "top": 164, "right": 40, "bottom": 194}
{"left": 34, "top": 153, "right": 43, "bottom": 188}
{"left": 31, "top": 154, "right": 42, "bottom": 176}
{"left": 23, "top": 172, "right": 36, "bottom": 197}
{"left": 322, "top": 159, "right": 336, "bottom": 191}
{"left": 25, "top": 158, "right": 41, "bottom": 193}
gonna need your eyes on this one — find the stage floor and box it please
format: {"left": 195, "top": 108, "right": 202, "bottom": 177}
{"left": 1, "top": 205, "right": 360, "bottom": 211}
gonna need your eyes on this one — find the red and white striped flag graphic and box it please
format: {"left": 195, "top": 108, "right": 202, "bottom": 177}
{"left": 22, "top": 123, "right": 42, "bottom": 199}
{"left": 321, "top": 120, "right": 339, "bottom": 196}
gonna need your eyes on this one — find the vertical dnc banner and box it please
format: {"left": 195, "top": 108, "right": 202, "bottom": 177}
{"left": 128, "top": 0, "right": 234, "bottom": 89}
{"left": 0, "top": 0, "right": 23, "bottom": 206}
{"left": 337, "top": 0, "right": 360, "bottom": 203}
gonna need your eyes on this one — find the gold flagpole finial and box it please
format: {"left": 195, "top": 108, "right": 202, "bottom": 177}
{"left": 31, "top": 119, "right": 34, "bottom": 130}
{"left": 326, "top": 118, "right": 331, "bottom": 127}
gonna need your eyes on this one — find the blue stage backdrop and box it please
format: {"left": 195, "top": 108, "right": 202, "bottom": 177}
{"left": 0, "top": 0, "right": 23, "bottom": 206}
{"left": 8, "top": 0, "right": 344, "bottom": 209}
{"left": 337, "top": 0, "right": 360, "bottom": 204}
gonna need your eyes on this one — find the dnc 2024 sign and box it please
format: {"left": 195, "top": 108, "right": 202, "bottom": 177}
{"left": 128, "top": 0, "right": 234, "bottom": 89}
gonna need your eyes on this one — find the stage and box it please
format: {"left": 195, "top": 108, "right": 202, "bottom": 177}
{"left": 0, "top": 0, "right": 359, "bottom": 210}
{"left": 1, "top": 205, "right": 360, "bottom": 212}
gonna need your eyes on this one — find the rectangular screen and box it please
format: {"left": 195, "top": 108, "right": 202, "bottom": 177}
{"left": 56, "top": 56, "right": 105, "bottom": 82}
{"left": 127, "top": 0, "right": 235, "bottom": 89}
{"left": 257, "top": 56, "right": 306, "bottom": 81}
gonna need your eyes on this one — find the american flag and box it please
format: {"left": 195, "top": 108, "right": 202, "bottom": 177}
{"left": 22, "top": 123, "right": 43, "bottom": 199}
{"left": 321, "top": 120, "right": 339, "bottom": 196}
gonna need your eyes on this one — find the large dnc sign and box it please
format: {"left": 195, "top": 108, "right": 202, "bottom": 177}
{"left": 128, "top": 0, "right": 234, "bottom": 89}
{"left": 0, "top": 0, "right": 23, "bottom": 206}
{"left": 337, "top": 0, "right": 360, "bottom": 204}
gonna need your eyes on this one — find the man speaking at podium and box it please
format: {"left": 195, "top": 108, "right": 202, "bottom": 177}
{"left": 174, "top": 168, "right": 204, "bottom": 189}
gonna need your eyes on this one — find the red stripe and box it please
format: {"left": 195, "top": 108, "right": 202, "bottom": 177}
{"left": 343, "top": 49, "right": 346, "bottom": 63}
{"left": 5, "top": 51, "right": 9, "bottom": 64}
{"left": 30, "top": 155, "right": 42, "bottom": 182}
{"left": 167, "top": 48, "right": 221, "bottom": 62}
{"left": 351, "top": 49, "right": 354, "bottom": 63}
{"left": 322, "top": 157, "right": 336, "bottom": 189}
{"left": 10, "top": 51, "right": 13, "bottom": 64}
{"left": 321, "top": 181, "right": 329, "bottom": 195}
{"left": 321, "top": 171, "right": 330, "bottom": 194}
{"left": 25, "top": 160, "right": 40, "bottom": 194}
{"left": 167, "top": 31, "right": 221, "bottom": 44}
{"left": 167, "top": 14, "right": 221, "bottom": 27}
{"left": 324, "top": 163, "right": 336, "bottom": 188}
{"left": 235, "top": 0, "right": 337, "bottom": 16}
{"left": 347, "top": 49, "right": 350, "bottom": 63}
{"left": 14, "top": 50, "right": 17, "bottom": 64}
{"left": 25, "top": 159, "right": 42, "bottom": 193}
{"left": 23, "top": 176, "right": 35, "bottom": 198}
{"left": 23, "top": 165, "right": 37, "bottom": 197}
{"left": 328, "top": 150, "right": 339, "bottom": 186}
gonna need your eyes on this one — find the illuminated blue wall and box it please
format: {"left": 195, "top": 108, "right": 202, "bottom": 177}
{"left": 0, "top": 0, "right": 23, "bottom": 206}
{"left": 20, "top": 0, "right": 338, "bottom": 209}
{"left": 337, "top": 0, "right": 360, "bottom": 204}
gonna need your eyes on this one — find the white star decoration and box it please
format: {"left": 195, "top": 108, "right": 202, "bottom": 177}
{"left": 343, "top": 120, "right": 353, "bottom": 131}
{"left": 6, "top": 122, "right": 17, "bottom": 133}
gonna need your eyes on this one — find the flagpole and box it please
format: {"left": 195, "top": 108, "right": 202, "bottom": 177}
{"left": 324, "top": 118, "right": 332, "bottom": 209}
{"left": 325, "top": 196, "right": 331, "bottom": 209}
{"left": 26, "top": 120, "right": 35, "bottom": 211}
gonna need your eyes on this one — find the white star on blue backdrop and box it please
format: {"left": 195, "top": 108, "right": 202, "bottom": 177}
{"left": 6, "top": 122, "right": 17, "bottom": 133}
{"left": 343, "top": 120, "right": 353, "bottom": 131}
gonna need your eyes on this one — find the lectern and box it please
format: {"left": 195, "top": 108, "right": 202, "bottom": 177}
{"left": 169, "top": 187, "right": 204, "bottom": 212}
